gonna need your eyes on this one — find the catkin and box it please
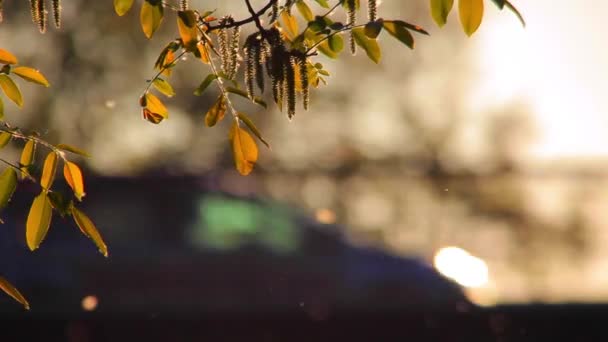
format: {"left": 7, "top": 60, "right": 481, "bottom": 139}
{"left": 179, "top": 0, "right": 189, "bottom": 11}
{"left": 256, "top": 39, "right": 268, "bottom": 93}
{"left": 297, "top": 55, "right": 309, "bottom": 111}
{"left": 244, "top": 35, "right": 259, "bottom": 98}
{"left": 52, "top": 0, "right": 60, "bottom": 28}
{"left": 36, "top": 0, "right": 46, "bottom": 33}
{"left": 367, "top": 0, "right": 377, "bottom": 22}
{"left": 269, "top": 0, "right": 279, "bottom": 23}
{"left": 226, "top": 25, "right": 241, "bottom": 80}
{"left": 347, "top": 1, "right": 356, "bottom": 54}
{"left": 0, "top": 0, "right": 3, "bottom": 23}
{"left": 285, "top": 55, "right": 296, "bottom": 119}
{"left": 217, "top": 17, "right": 230, "bottom": 76}
{"left": 30, "top": 0, "right": 39, "bottom": 24}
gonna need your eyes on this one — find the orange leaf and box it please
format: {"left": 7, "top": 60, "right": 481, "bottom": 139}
{"left": 0, "top": 49, "right": 17, "bottom": 65}
{"left": 229, "top": 122, "right": 258, "bottom": 175}
{"left": 11, "top": 66, "right": 50, "bottom": 87}
{"left": 0, "top": 276, "right": 29, "bottom": 310}
{"left": 63, "top": 161, "right": 85, "bottom": 201}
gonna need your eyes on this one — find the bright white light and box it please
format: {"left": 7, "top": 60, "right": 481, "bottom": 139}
{"left": 434, "top": 247, "right": 489, "bottom": 288}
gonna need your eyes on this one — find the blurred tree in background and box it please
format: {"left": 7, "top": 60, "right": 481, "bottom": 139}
{"left": 12, "top": 0, "right": 600, "bottom": 310}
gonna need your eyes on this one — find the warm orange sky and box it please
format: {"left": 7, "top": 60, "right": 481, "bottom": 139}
{"left": 475, "top": 1, "right": 608, "bottom": 160}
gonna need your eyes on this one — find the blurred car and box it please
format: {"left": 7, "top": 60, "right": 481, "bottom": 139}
{"left": 0, "top": 175, "right": 469, "bottom": 316}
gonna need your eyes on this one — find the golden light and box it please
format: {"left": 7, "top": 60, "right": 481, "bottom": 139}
{"left": 315, "top": 208, "right": 336, "bottom": 224}
{"left": 81, "top": 295, "right": 98, "bottom": 311}
{"left": 434, "top": 246, "right": 489, "bottom": 288}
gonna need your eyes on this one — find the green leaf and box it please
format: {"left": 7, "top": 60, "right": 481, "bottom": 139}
{"left": 237, "top": 112, "right": 270, "bottom": 149}
{"left": 0, "top": 49, "right": 17, "bottom": 65}
{"left": 352, "top": 27, "right": 381, "bottom": 63}
{"left": 205, "top": 96, "right": 227, "bottom": 127}
{"left": 0, "top": 168, "right": 18, "bottom": 213}
{"left": 56, "top": 143, "right": 91, "bottom": 158}
{"left": 296, "top": 1, "right": 314, "bottom": 21}
{"left": 314, "top": 0, "right": 330, "bottom": 8}
{"left": 328, "top": 34, "right": 344, "bottom": 53}
{"left": 0, "top": 74, "right": 23, "bottom": 107}
{"left": 225, "top": 87, "right": 267, "bottom": 108}
{"left": 0, "top": 276, "right": 29, "bottom": 310}
{"left": 0, "top": 131, "right": 11, "bottom": 148}
{"left": 383, "top": 20, "right": 415, "bottom": 49}
{"left": 26, "top": 192, "right": 53, "bottom": 251}
{"left": 11, "top": 66, "right": 50, "bottom": 87}
{"left": 459, "top": 0, "right": 484, "bottom": 36}
{"left": 194, "top": 74, "right": 219, "bottom": 96}
{"left": 114, "top": 0, "right": 134, "bottom": 16}
{"left": 364, "top": 21, "right": 383, "bottom": 39}
{"left": 71, "top": 206, "right": 108, "bottom": 257}
{"left": 152, "top": 78, "right": 175, "bottom": 97}
{"left": 140, "top": 0, "right": 164, "bottom": 39}
{"left": 430, "top": 0, "right": 454, "bottom": 27}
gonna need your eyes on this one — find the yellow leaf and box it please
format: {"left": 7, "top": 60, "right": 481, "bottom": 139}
{"left": 114, "top": 0, "right": 134, "bottom": 16}
{"left": 11, "top": 66, "right": 50, "bottom": 87}
{"left": 205, "top": 96, "right": 226, "bottom": 127}
{"left": 19, "top": 140, "right": 35, "bottom": 179}
{"left": 145, "top": 92, "right": 168, "bottom": 117}
{"left": 152, "top": 78, "right": 175, "bottom": 97}
{"left": 56, "top": 143, "right": 91, "bottom": 158}
{"left": 40, "top": 152, "right": 58, "bottom": 190}
{"left": 71, "top": 206, "right": 108, "bottom": 257}
{"left": 0, "top": 132, "right": 11, "bottom": 149}
{"left": 63, "top": 161, "right": 85, "bottom": 201}
{"left": 26, "top": 191, "right": 53, "bottom": 251}
{"left": 459, "top": 0, "right": 483, "bottom": 36}
{"left": 0, "top": 276, "right": 29, "bottom": 310}
{"left": 0, "top": 74, "right": 23, "bottom": 107}
{"left": 0, "top": 49, "right": 17, "bottom": 65}
{"left": 0, "top": 168, "right": 18, "bottom": 212}
{"left": 197, "top": 42, "right": 210, "bottom": 64}
{"left": 430, "top": 0, "right": 454, "bottom": 27}
{"left": 229, "top": 122, "right": 258, "bottom": 176}
{"left": 281, "top": 11, "right": 298, "bottom": 38}
{"left": 0, "top": 97, "right": 3, "bottom": 120}
{"left": 237, "top": 112, "right": 270, "bottom": 148}
{"left": 177, "top": 10, "right": 199, "bottom": 51}
{"left": 140, "top": 0, "right": 164, "bottom": 39}
{"left": 161, "top": 49, "right": 175, "bottom": 76}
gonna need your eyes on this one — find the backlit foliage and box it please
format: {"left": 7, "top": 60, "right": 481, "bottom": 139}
{"left": 0, "top": 0, "right": 524, "bottom": 309}
{"left": 111, "top": 0, "right": 523, "bottom": 175}
{"left": 0, "top": 48, "right": 108, "bottom": 309}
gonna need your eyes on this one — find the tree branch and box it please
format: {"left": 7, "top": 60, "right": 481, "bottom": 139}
{"left": 206, "top": 0, "right": 278, "bottom": 31}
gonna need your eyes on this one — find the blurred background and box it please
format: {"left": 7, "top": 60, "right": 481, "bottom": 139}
{"left": 0, "top": 0, "right": 607, "bottom": 313}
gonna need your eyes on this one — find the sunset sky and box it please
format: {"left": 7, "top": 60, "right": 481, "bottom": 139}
{"left": 476, "top": 1, "right": 608, "bottom": 160}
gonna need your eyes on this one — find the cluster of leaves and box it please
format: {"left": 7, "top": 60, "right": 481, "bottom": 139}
{"left": 0, "top": 49, "right": 108, "bottom": 310}
{"left": 431, "top": 0, "right": 524, "bottom": 36}
{"left": 113, "top": 0, "right": 442, "bottom": 175}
